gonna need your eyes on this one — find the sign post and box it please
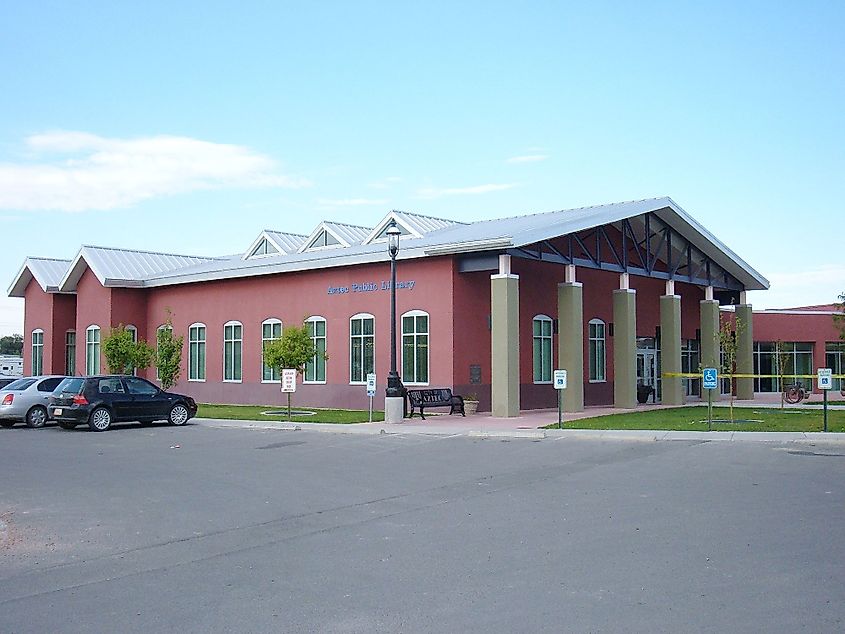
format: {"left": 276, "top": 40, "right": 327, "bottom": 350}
{"left": 366, "top": 373, "right": 376, "bottom": 423}
{"left": 281, "top": 369, "right": 297, "bottom": 421}
{"left": 553, "top": 370, "right": 568, "bottom": 429}
{"left": 818, "top": 368, "right": 832, "bottom": 432}
{"left": 702, "top": 368, "right": 718, "bottom": 431}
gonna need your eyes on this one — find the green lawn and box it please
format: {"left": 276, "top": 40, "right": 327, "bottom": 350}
{"left": 197, "top": 403, "right": 384, "bottom": 424}
{"left": 543, "top": 406, "right": 845, "bottom": 433}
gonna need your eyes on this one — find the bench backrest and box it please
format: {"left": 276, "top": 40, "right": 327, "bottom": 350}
{"left": 408, "top": 388, "right": 453, "bottom": 406}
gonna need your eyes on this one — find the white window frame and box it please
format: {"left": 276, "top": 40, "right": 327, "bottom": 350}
{"left": 532, "top": 315, "right": 553, "bottom": 384}
{"left": 349, "top": 313, "right": 375, "bottom": 385}
{"left": 86, "top": 325, "right": 101, "bottom": 375}
{"left": 304, "top": 316, "right": 327, "bottom": 384}
{"left": 401, "top": 309, "right": 430, "bottom": 386}
{"left": 31, "top": 329, "right": 44, "bottom": 376}
{"left": 188, "top": 323, "right": 206, "bottom": 382}
{"left": 588, "top": 318, "right": 607, "bottom": 383}
{"left": 223, "top": 321, "right": 243, "bottom": 382}
{"left": 65, "top": 330, "right": 76, "bottom": 376}
{"left": 261, "top": 318, "right": 283, "bottom": 383}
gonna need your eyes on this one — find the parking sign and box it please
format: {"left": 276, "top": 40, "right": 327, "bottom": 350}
{"left": 366, "top": 373, "right": 376, "bottom": 396}
{"left": 281, "top": 369, "right": 297, "bottom": 393}
{"left": 553, "top": 369, "right": 567, "bottom": 390}
{"left": 818, "top": 368, "right": 833, "bottom": 390}
{"left": 702, "top": 368, "right": 718, "bottom": 390}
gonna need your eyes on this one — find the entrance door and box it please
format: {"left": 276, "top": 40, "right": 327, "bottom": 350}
{"left": 636, "top": 337, "right": 661, "bottom": 402}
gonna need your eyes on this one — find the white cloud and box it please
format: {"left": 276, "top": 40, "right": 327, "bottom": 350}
{"left": 417, "top": 183, "right": 517, "bottom": 199}
{"left": 317, "top": 198, "right": 388, "bottom": 208}
{"left": 746, "top": 265, "right": 845, "bottom": 310}
{"left": 0, "top": 131, "right": 311, "bottom": 212}
{"left": 506, "top": 154, "right": 548, "bottom": 164}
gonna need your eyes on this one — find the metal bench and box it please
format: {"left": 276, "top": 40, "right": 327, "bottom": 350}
{"left": 406, "top": 388, "right": 465, "bottom": 420}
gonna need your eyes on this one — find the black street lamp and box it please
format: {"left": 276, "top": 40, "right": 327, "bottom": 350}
{"left": 385, "top": 221, "right": 402, "bottom": 401}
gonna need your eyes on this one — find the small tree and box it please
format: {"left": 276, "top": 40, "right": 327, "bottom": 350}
{"left": 263, "top": 324, "right": 326, "bottom": 419}
{"left": 835, "top": 291, "right": 845, "bottom": 341}
{"left": 717, "top": 314, "right": 744, "bottom": 422}
{"left": 156, "top": 313, "right": 183, "bottom": 391}
{"left": 102, "top": 325, "right": 155, "bottom": 375}
{"left": 0, "top": 334, "right": 23, "bottom": 356}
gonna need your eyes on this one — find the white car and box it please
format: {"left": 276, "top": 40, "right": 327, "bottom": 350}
{"left": 0, "top": 376, "right": 68, "bottom": 428}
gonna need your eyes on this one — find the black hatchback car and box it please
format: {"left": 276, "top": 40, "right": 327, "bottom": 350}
{"left": 48, "top": 376, "right": 198, "bottom": 431}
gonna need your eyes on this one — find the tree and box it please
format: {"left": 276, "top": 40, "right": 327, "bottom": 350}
{"left": 835, "top": 291, "right": 845, "bottom": 341}
{"left": 717, "top": 314, "right": 745, "bottom": 422}
{"left": 0, "top": 334, "right": 23, "bottom": 356}
{"left": 102, "top": 325, "right": 155, "bottom": 375}
{"left": 155, "top": 313, "right": 183, "bottom": 391}
{"left": 775, "top": 340, "right": 791, "bottom": 409}
{"left": 263, "top": 324, "right": 327, "bottom": 418}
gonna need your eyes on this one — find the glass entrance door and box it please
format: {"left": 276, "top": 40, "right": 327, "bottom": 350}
{"left": 636, "top": 337, "right": 661, "bottom": 401}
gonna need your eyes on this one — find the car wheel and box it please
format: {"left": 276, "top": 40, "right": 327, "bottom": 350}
{"left": 88, "top": 407, "right": 112, "bottom": 432}
{"left": 168, "top": 403, "right": 190, "bottom": 426}
{"left": 0, "top": 420, "right": 14, "bottom": 428}
{"left": 25, "top": 406, "right": 48, "bottom": 428}
{"left": 57, "top": 420, "right": 78, "bottom": 430}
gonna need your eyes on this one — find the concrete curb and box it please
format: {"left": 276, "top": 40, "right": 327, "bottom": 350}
{"left": 193, "top": 418, "right": 845, "bottom": 443}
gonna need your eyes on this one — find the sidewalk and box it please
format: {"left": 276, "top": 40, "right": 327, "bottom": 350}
{"left": 194, "top": 394, "right": 845, "bottom": 442}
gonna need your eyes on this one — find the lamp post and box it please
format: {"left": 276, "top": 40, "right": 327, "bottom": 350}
{"left": 384, "top": 221, "right": 404, "bottom": 423}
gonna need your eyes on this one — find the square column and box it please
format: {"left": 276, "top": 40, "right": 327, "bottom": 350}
{"left": 700, "top": 299, "right": 720, "bottom": 401}
{"left": 491, "top": 273, "right": 520, "bottom": 417}
{"left": 613, "top": 289, "right": 637, "bottom": 408}
{"left": 735, "top": 304, "right": 754, "bottom": 400}
{"left": 557, "top": 282, "right": 584, "bottom": 412}
{"left": 660, "top": 294, "right": 684, "bottom": 406}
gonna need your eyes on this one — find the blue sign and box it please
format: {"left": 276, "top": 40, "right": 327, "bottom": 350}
{"left": 702, "top": 368, "right": 719, "bottom": 390}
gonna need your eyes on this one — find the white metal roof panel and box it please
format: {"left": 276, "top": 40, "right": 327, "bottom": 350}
{"left": 7, "top": 257, "right": 72, "bottom": 297}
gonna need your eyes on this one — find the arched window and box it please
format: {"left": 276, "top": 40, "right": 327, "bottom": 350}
{"left": 86, "top": 325, "right": 101, "bottom": 375}
{"left": 532, "top": 315, "right": 553, "bottom": 383}
{"left": 304, "top": 316, "right": 327, "bottom": 383}
{"left": 588, "top": 319, "right": 606, "bottom": 382}
{"left": 401, "top": 310, "right": 429, "bottom": 385}
{"left": 349, "top": 313, "right": 375, "bottom": 384}
{"left": 188, "top": 323, "right": 206, "bottom": 381}
{"left": 65, "top": 331, "right": 76, "bottom": 375}
{"left": 31, "top": 329, "right": 44, "bottom": 375}
{"left": 262, "top": 318, "right": 283, "bottom": 382}
{"left": 223, "top": 321, "right": 243, "bottom": 382}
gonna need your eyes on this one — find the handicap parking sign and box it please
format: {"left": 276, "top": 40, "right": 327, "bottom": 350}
{"left": 702, "top": 368, "right": 718, "bottom": 390}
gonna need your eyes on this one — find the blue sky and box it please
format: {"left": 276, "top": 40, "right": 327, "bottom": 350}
{"left": 1, "top": 1, "right": 843, "bottom": 334}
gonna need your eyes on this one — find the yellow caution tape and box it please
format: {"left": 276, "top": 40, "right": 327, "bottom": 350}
{"left": 662, "top": 372, "right": 845, "bottom": 380}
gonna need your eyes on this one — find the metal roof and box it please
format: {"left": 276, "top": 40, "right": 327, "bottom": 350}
{"left": 264, "top": 230, "right": 308, "bottom": 254}
{"left": 58, "top": 245, "right": 224, "bottom": 292}
{"left": 8, "top": 198, "right": 770, "bottom": 296}
{"left": 7, "top": 257, "right": 72, "bottom": 297}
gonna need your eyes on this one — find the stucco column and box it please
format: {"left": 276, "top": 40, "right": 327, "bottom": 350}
{"left": 613, "top": 289, "right": 637, "bottom": 408}
{"left": 735, "top": 304, "right": 754, "bottom": 400}
{"left": 700, "top": 299, "right": 720, "bottom": 400}
{"left": 660, "top": 294, "right": 683, "bottom": 406}
{"left": 491, "top": 272, "right": 520, "bottom": 417}
{"left": 558, "top": 282, "right": 584, "bottom": 412}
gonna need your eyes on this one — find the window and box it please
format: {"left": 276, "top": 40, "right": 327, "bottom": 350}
{"left": 681, "top": 339, "right": 700, "bottom": 397}
{"left": 249, "top": 238, "right": 279, "bottom": 257}
{"left": 753, "top": 342, "right": 814, "bottom": 392}
{"left": 588, "top": 319, "right": 606, "bottom": 382}
{"left": 86, "top": 325, "right": 101, "bottom": 375}
{"left": 188, "top": 323, "right": 206, "bottom": 381}
{"left": 98, "top": 377, "right": 124, "bottom": 394}
{"left": 307, "top": 229, "right": 340, "bottom": 249}
{"left": 350, "top": 314, "right": 375, "bottom": 383}
{"left": 65, "top": 331, "right": 76, "bottom": 376}
{"left": 532, "top": 315, "right": 553, "bottom": 383}
{"left": 223, "top": 321, "right": 243, "bottom": 381}
{"left": 37, "top": 377, "right": 63, "bottom": 392}
{"left": 402, "top": 310, "right": 429, "bottom": 384}
{"left": 125, "top": 377, "right": 159, "bottom": 395}
{"left": 31, "top": 329, "right": 44, "bottom": 375}
{"left": 826, "top": 342, "right": 845, "bottom": 391}
{"left": 262, "top": 319, "right": 283, "bottom": 382}
{"left": 304, "top": 317, "right": 327, "bottom": 383}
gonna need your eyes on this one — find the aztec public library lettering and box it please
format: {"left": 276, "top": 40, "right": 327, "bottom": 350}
{"left": 9, "top": 198, "right": 839, "bottom": 415}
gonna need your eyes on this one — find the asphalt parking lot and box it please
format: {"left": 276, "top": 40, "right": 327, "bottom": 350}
{"left": 2, "top": 423, "right": 844, "bottom": 633}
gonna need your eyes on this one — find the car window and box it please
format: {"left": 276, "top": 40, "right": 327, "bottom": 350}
{"left": 37, "top": 377, "right": 64, "bottom": 392}
{"left": 125, "top": 377, "right": 159, "bottom": 395}
{"left": 98, "top": 378, "right": 125, "bottom": 394}
{"left": 5, "top": 378, "right": 36, "bottom": 391}
{"left": 56, "top": 377, "right": 85, "bottom": 395}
